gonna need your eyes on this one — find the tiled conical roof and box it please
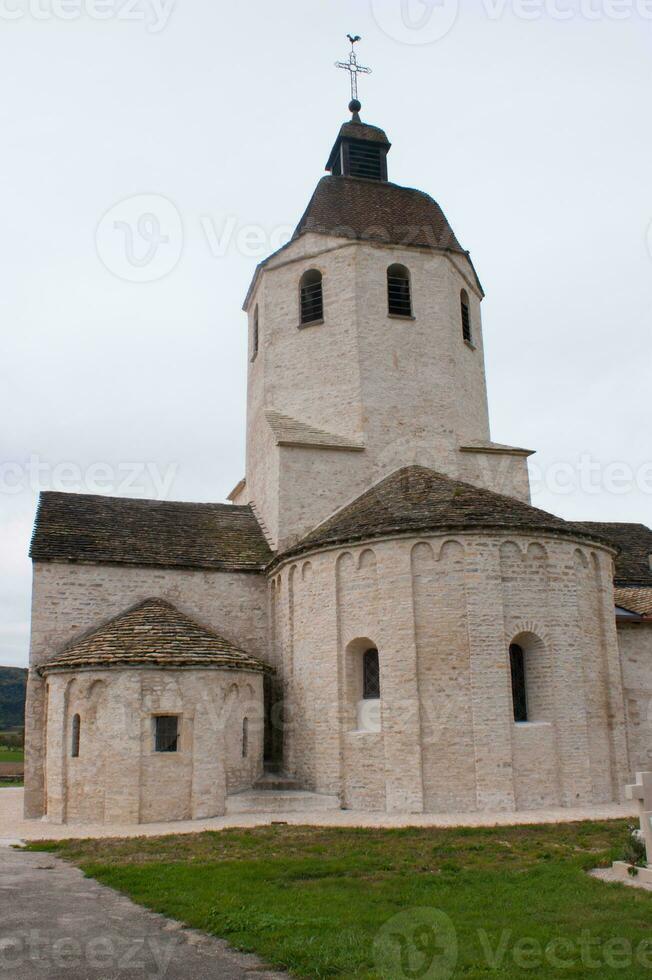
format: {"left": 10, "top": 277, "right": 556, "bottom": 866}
{"left": 39, "top": 598, "right": 272, "bottom": 674}
{"left": 282, "top": 466, "right": 615, "bottom": 559}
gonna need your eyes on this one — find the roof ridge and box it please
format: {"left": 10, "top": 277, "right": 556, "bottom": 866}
{"left": 35, "top": 490, "right": 253, "bottom": 513}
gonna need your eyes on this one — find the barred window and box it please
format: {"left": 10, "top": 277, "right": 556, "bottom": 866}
{"left": 510, "top": 645, "right": 528, "bottom": 723}
{"left": 461, "top": 289, "right": 472, "bottom": 344}
{"left": 71, "top": 714, "right": 81, "bottom": 758}
{"left": 155, "top": 715, "right": 179, "bottom": 753}
{"left": 387, "top": 264, "right": 412, "bottom": 317}
{"left": 363, "top": 649, "right": 380, "bottom": 701}
{"left": 242, "top": 717, "right": 249, "bottom": 759}
{"left": 300, "top": 269, "right": 324, "bottom": 325}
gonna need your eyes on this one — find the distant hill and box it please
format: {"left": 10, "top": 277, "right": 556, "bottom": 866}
{"left": 0, "top": 667, "right": 27, "bottom": 731}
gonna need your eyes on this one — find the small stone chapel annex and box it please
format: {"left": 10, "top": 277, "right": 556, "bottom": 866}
{"left": 23, "top": 87, "right": 652, "bottom": 825}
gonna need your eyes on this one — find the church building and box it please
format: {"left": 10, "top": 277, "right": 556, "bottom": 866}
{"left": 23, "top": 74, "right": 652, "bottom": 824}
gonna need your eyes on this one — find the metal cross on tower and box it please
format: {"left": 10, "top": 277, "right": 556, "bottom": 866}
{"left": 335, "top": 35, "right": 371, "bottom": 108}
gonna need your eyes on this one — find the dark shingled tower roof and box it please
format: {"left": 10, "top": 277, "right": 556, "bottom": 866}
{"left": 30, "top": 492, "right": 273, "bottom": 572}
{"left": 243, "top": 110, "right": 483, "bottom": 310}
{"left": 293, "top": 175, "right": 466, "bottom": 256}
{"left": 38, "top": 598, "right": 272, "bottom": 674}
{"left": 283, "top": 466, "right": 616, "bottom": 559}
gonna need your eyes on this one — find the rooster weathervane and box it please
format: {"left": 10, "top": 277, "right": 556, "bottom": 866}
{"left": 336, "top": 35, "right": 372, "bottom": 111}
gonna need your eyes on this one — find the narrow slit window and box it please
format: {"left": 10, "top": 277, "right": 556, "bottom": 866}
{"left": 510, "top": 644, "right": 528, "bottom": 723}
{"left": 71, "top": 714, "right": 80, "bottom": 758}
{"left": 300, "top": 269, "right": 323, "bottom": 325}
{"left": 155, "top": 715, "right": 179, "bottom": 753}
{"left": 363, "top": 649, "right": 381, "bottom": 701}
{"left": 387, "top": 265, "right": 412, "bottom": 317}
{"left": 242, "top": 717, "right": 249, "bottom": 758}
{"left": 461, "top": 289, "right": 472, "bottom": 344}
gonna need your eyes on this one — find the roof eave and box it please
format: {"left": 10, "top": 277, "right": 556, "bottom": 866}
{"left": 270, "top": 523, "right": 618, "bottom": 572}
{"left": 38, "top": 660, "right": 274, "bottom": 677}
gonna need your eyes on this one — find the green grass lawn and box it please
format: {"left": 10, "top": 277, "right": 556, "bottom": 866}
{"left": 32, "top": 822, "right": 652, "bottom": 979}
{"left": 0, "top": 747, "right": 24, "bottom": 763}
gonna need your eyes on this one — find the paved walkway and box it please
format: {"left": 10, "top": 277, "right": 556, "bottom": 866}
{"left": 0, "top": 789, "right": 636, "bottom": 844}
{"left": 0, "top": 845, "right": 287, "bottom": 979}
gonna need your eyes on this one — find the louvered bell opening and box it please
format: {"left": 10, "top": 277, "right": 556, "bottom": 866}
{"left": 300, "top": 273, "right": 324, "bottom": 325}
{"left": 388, "top": 267, "right": 412, "bottom": 317}
{"left": 348, "top": 142, "right": 383, "bottom": 181}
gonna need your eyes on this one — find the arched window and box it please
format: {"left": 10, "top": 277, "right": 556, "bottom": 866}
{"left": 387, "top": 264, "right": 412, "bottom": 317}
{"left": 242, "top": 717, "right": 249, "bottom": 759}
{"left": 300, "top": 269, "right": 323, "bottom": 325}
{"left": 509, "top": 644, "right": 528, "bottom": 722}
{"left": 363, "top": 649, "right": 381, "bottom": 701}
{"left": 461, "top": 289, "right": 472, "bottom": 344}
{"left": 71, "top": 714, "right": 81, "bottom": 758}
{"left": 252, "top": 305, "right": 259, "bottom": 360}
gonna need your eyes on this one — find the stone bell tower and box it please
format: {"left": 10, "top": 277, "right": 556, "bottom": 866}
{"left": 235, "top": 76, "right": 533, "bottom": 551}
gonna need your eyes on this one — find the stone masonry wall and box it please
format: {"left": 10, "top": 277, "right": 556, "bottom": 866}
{"left": 29, "top": 562, "right": 268, "bottom": 669}
{"left": 244, "top": 233, "right": 505, "bottom": 550}
{"left": 42, "top": 667, "right": 263, "bottom": 825}
{"left": 619, "top": 623, "right": 652, "bottom": 775}
{"left": 273, "top": 531, "right": 628, "bottom": 814}
{"left": 24, "top": 561, "right": 268, "bottom": 818}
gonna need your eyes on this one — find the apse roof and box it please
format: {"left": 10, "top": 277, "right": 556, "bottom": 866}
{"left": 39, "top": 598, "right": 272, "bottom": 674}
{"left": 281, "top": 466, "right": 616, "bottom": 560}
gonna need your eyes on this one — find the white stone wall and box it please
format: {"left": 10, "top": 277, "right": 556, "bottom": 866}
{"left": 458, "top": 450, "right": 532, "bottom": 504}
{"left": 619, "top": 623, "right": 652, "bottom": 775}
{"left": 39, "top": 667, "right": 264, "bottom": 825}
{"left": 28, "top": 562, "right": 269, "bottom": 669}
{"left": 271, "top": 531, "right": 629, "bottom": 814}
{"left": 244, "top": 234, "right": 509, "bottom": 550}
{"left": 24, "top": 560, "right": 269, "bottom": 818}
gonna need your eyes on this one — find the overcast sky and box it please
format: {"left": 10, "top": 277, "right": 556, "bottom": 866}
{"left": 2, "top": 1, "right": 651, "bottom": 668}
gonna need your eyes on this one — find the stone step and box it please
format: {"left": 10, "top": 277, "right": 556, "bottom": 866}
{"left": 254, "top": 773, "right": 302, "bottom": 792}
{"left": 226, "top": 790, "right": 341, "bottom": 815}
